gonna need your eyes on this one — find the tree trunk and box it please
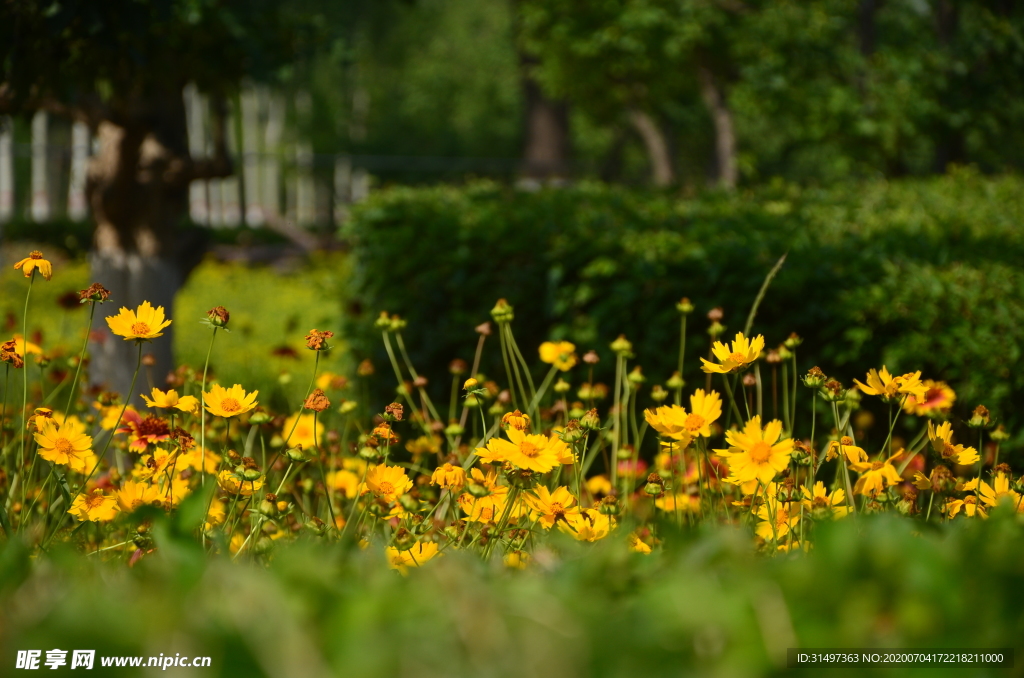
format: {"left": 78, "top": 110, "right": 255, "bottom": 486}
{"left": 931, "top": 0, "right": 965, "bottom": 173}
{"left": 86, "top": 88, "right": 228, "bottom": 403}
{"left": 629, "top": 110, "right": 675, "bottom": 187}
{"left": 698, "top": 66, "right": 738, "bottom": 189}
{"left": 520, "top": 71, "right": 571, "bottom": 180}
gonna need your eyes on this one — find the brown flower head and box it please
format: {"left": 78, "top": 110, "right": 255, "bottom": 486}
{"left": 707, "top": 307, "right": 724, "bottom": 322}
{"left": 79, "top": 283, "right": 111, "bottom": 304}
{"left": 207, "top": 306, "right": 230, "bottom": 328}
{"left": 582, "top": 350, "right": 600, "bottom": 365}
{"left": 475, "top": 322, "right": 492, "bottom": 336}
{"left": 141, "top": 353, "right": 156, "bottom": 367}
{"left": 57, "top": 291, "right": 82, "bottom": 310}
{"left": 171, "top": 427, "right": 196, "bottom": 452}
{"left": 305, "top": 329, "right": 334, "bottom": 351}
{"left": 303, "top": 388, "right": 331, "bottom": 413}
{"left": 384, "top": 402, "right": 404, "bottom": 421}
{"left": 357, "top": 359, "right": 375, "bottom": 376}
{"left": 449, "top": 359, "right": 468, "bottom": 375}
{"left": 0, "top": 340, "right": 24, "bottom": 369}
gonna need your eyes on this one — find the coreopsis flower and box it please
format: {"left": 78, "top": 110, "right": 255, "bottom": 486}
{"left": 206, "top": 305, "right": 230, "bottom": 328}
{"left": 586, "top": 475, "right": 613, "bottom": 497}
{"left": 67, "top": 491, "right": 118, "bottom": 522}
{"left": 217, "top": 469, "right": 264, "bottom": 496}
{"left": 850, "top": 449, "right": 904, "bottom": 496}
{"left": 853, "top": 367, "right": 928, "bottom": 403}
{"left": 654, "top": 493, "right": 700, "bottom": 513}
{"left": 371, "top": 423, "right": 398, "bottom": 446}
{"left": 430, "top": 463, "right": 466, "bottom": 492}
{"left": 386, "top": 541, "right": 441, "bottom": 575}
{"left": 305, "top": 329, "right": 334, "bottom": 351}
{"left": 715, "top": 416, "right": 793, "bottom": 485}
{"left": 303, "top": 388, "right": 330, "bottom": 413}
{"left": 79, "top": 282, "right": 111, "bottom": 303}
{"left": 825, "top": 436, "right": 868, "bottom": 463}
{"left": 644, "top": 405, "right": 692, "bottom": 444}
{"left": 684, "top": 389, "right": 722, "bottom": 437}
{"left": 927, "top": 421, "right": 980, "bottom": 465}
{"left": 13, "top": 335, "right": 42, "bottom": 356}
{"left": 459, "top": 486, "right": 521, "bottom": 523}
{"left": 700, "top": 332, "right": 765, "bottom": 374}
{"left": 205, "top": 499, "right": 226, "bottom": 531}
{"left": 13, "top": 250, "right": 52, "bottom": 280}
{"left": 558, "top": 508, "right": 615, "bottom": 542}
{"left": 362, "top": 464, "right": 413, "bottom": 502}
{"left": 117, "top": 409, "right": 171, "bottom": 452}
{"left": 501, "top": 409, "right": 531, "bottom": 431}
{"left": 475, "top": 426, "right": 562, "bottom": 473}
{"left": 203, "top": 384, "right": 258, "bottom": 418}
{"left": 977, "top": 473, "right": 1023, "bottom": 513}
{"left": 315, "top": 371, "right": 348, "bottom": 391}
{"left": 34, "top": 418, "right": 96, "bottom": 473}
{"left": 105, "top": 301, "right": 172, "bottom": 341}
{"left": 177, "top": 446, "right": 220, "bottom": 475}
{"left": 628, "top": 532, "right": 653, "bottom": 554}
{"left": 902, "top": 380, "right": 955, "bottom": 417}
{"left": 406, "top": 435, "right": 441, "bottom": 459}
{"left": 523, "top": 485, "right": 579, "bottom": 528}
{"left": 539, "top": 340, "right": 578, "bottom": 371}
{"left": 946, "top": 495, "right": 986, "bottom": 519}
{"left": 755, "top": 494, "right": 800, "bottom": 542}
{"left": 801, "top": 481, "right": 850, "bottom": 519}
{"left": 327, "top": 470, "right": 361, "bottom": 499}
{"left": 141, "top": 388, "right": 199, "bottom": 414}
{"left": 116, "top": 480, "right": 165, "bottom": 512}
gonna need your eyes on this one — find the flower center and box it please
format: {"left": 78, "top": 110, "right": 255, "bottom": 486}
{"left": 749, "top": 441, "right": 772, "bottom": 463}
{"left": 520, "top": 441, "right": 541, "bottom": 458}
{"left": 684, "top": 413, "right": 705, "bottom": 431}
{"left": 55, "top": 438, "right": 74, "bottom": 455}
{"left": 378, "top": 481, "right": 395, "bottom": 496}
{"left": 84, "top": 494, "right": 105, "bottom": 509}
{"left": 871, "top": 462, "right": 884, "bottom": 471}
{"left": 138, "top": 415, "right": 170, "bottom": 438}
{"left": 220, "top": 398, "right": 241, "bottom": 413}
{"left": 550, "top": 502, "right": 565, "bottom": 517}
{"left": 728, "top": 352, "right": 746, "bottom": 364}
{"left": 942, "top": 443, "right": 957, "bottom": 459}
{"left": 776, "top": 508, "right": 790, "bottom": 524}
{"left": 131, "top": 322, "right": 151, "bottom": 336}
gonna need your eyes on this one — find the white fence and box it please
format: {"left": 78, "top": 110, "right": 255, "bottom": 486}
{"left": 0, "top": 85, "right": 371, "bottom": 229}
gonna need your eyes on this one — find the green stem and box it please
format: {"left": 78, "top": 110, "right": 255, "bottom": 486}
{"left": 675, "top": 315, "right": 687, "bottom": 406}
{"left": 18, "top": 272, "right": 35, "bottom": 499}
{"left": 199, "top": 327, "right": 219, "bottom": 488}
{"left": 63, "top": 302, "right": 96, "bottom": 421}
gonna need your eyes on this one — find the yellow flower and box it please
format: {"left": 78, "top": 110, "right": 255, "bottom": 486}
{"left": 34, "top": 418, "right": 96, "bottom": 473}
{"left": 627, "top": 532, "right": 653, "bottom": 554}
{"left": 430, "top": 463, "right": 466, "bottom": 491}
{"left": 854, "top": 367, "right": 928, "bottom": 402}
{"left": 755, "top": 494, "right": 800, "bottom": 542}
{"left": 539, "top": 341, "right": 578, "bottom": 371}
{"left": 504, "top": 550, "right": 531, "bottom": 569}
{"left": 701, "top": 332, "right": 764, "bottom": 374}
{"left": 850, "top": 449, "right": 904, "bottom": 496}
{"left": 903, "top": 380, "right": 956, "bottom": 417}
{"left": 105, "top": 301, "right": 172, "bottom": 341}
{"left": 977, "top": 473, "right": 1024, "bottom": 512}
{"left": 116, "top": 480, "right": 165, "bottom": 512}
{"left": 217, "top": 469, "right": 264, "bottom": 496}
{"left": 362, "top": 464, "right": 413, "bottom": 502}
{"left": 644, "top": 405, "right": 692, "bottom": 444}
{"left": 203, "top": 383, "right": 258, "bottom": 418}
{"left": 386, "top": 541, "right": 441, "bottom": 575}
{"left": 327, "top": 469, "right": 360, "bottom": 499}
{"left": 13, "top": 250, "right": 52, "bottom": 280}
{"left": 141, "top": 388, "right": 199, "bottom": 414}
{"left": 586, "top": 475, "right": 613, "bottom": 497}
{"left": 800, "top": 481, "right": 850, "bottom": 518}
{"left": 927, "top": 421, "right": 979, "bottom": 465}
{"left": 205, "top": 499, "right": 226, "bottom": 530}
{"left": 558, "top": 508, "right": 615, "bottom": 542}
{"left": 283, "top": 412, "right": 320, "bottom": 449}
{"left": 13, "top": 335, "right": 42, "bottom": 356}
{"left": 67, "top": 491, "right": 119, "bottom": 522}
{"left": 825, "top": 436, "right": 868, "bottom": 464}
{"left": 476, "top": 426, "right": 561, "bottom": 473}
{"left": 654, "top": 493, "right": 700, "bottom": 512}
{"left": 715, "top": 416, "right": 793, "bottom": 485}
{"left": 946, "top": 496, "right": 986, "bottom": 519}
{"left": 523, "top": 485, "right": 579, "bottom": 528}
{"left": 685, "top": 389, "right": 722, "bottom": 437}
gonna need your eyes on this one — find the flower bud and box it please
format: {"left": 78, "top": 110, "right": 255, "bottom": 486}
{"left": 249, "top": 410, "right": 271, "bottom": 425}
{"left": 627, "top": 366, "right": 645, "bottom": 385}
{"left": 676, "top": 297, "right": 694, "bottom": 314}
{"left": 398, "top": 494, "right": 420, "bottom": 513}
{"left": 707, "top": 321, "right": 725, "bottom": 338}
{"left": 392, "top": 527, "right": 417, "bottom": 551}
{"left": 802, "top": 366, "right": 827, "bottom": 389}
{"left": 599, "top": 495, "right": 620, "bottom": 515}
{"left": 650, "top": 385, "right": 668, "bottom": 402}
{"left": 389, "top": 315, "right": 407, "bottom": 332}
{"left": 580, "top": 408, "right": 601, "bottom": 431}
{"left": 444, "top": 422, "right": 465, "bottom": 437}
{"left": 609, "top": 335, "right": 633, "bottom": 356}
{"left": 358, "top": 446, "right": 381, "bottom": 461}
{"left": 286, "top": 446, "right": 307, "bottom": 463}
{"left": 490, "top": 298, "right": 514, "bottom": 323}
{"left": 467, "top": 479, "right": 491, "bottom": 498}
{"left": 242, "top": 469, "right": 263, "bottom": 482}
{"left": 560, "top": 419, "right": 585, "bottom": 443}
{"left": 374, "top": 311, "right": 392, "bottom": 329}
{"left": 449, "top": 359, "right": 468, "bottom": 375}
{"left": 967, "top": 405, "right": 991, "bottom": 429}
{"left": 784, "top": 332, "right": 803, "bottom": 349}
{"left": 553, "top": 378, "right": 570, "bottom": 394}
{"left": 207, "top": 306, "right": 230, "bottom": 328}
{"left": 644, "top": 473, "right": 665, "bottom": 497}
{"left": 666, "top": 371, "right": 684, "bottom": 390}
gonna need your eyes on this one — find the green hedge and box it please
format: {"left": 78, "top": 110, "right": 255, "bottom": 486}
{"left": 343, "top": 170, "right": 1024, "bottom": 436}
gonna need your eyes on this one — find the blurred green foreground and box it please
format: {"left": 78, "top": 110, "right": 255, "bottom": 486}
{"left": 1, "top": 511, "right": 1022, "bottom": 678}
